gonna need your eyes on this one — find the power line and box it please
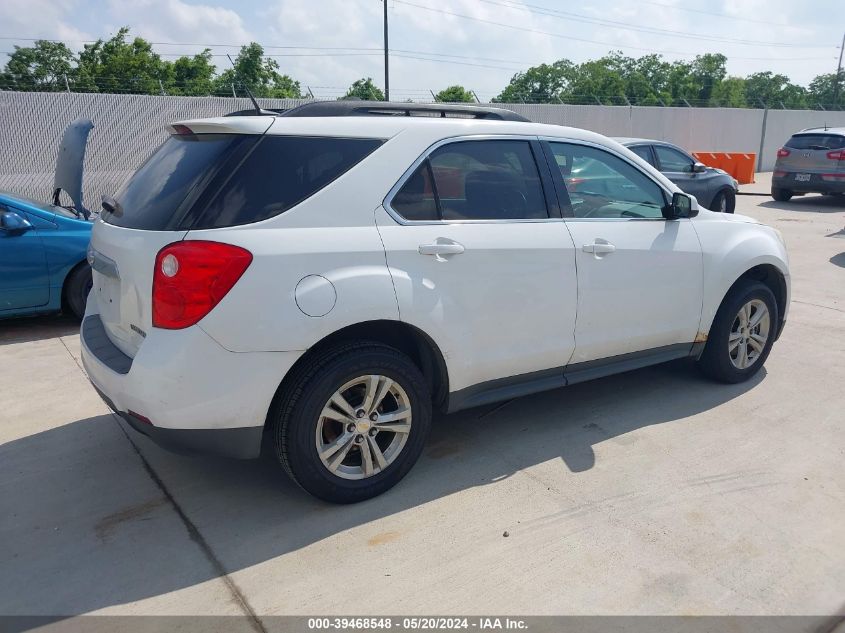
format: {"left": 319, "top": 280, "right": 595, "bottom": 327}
{"left": 470, "top": 0, "right": 831, "bottom": 48}
{"left": 393, "top": 0, "right": 833, "bottom": 52}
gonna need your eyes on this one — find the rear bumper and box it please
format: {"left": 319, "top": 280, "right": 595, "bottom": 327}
{"left": 772, "top": 173, "right": 845, "bottom": 194}
{"left": 81, "top": 310, "right": 302, "bottom": 459}
{"left": 93, "top": 384, "right": 264, "bottom": 459}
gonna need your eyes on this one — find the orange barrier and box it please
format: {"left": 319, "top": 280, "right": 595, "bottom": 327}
{"left": 692, "top": 152, "right": 756, "bottom": 185}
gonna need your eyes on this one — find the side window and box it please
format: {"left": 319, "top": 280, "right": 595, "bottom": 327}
{"left": 391, "top": 140, "right": 549, "bottom": 222}
{"left": 629, "top": 145, "right": 656, "bottom": 166}
{"left": 548, "top": 142, "right": 667, "bottom": 219}
{"left": 654, "top": 145, "right": 694, "bottom": 173}
{"left": 391, "top": 160, "right": 438, "bottom": 222}
{"left": 192, "top": 136, "right": 383, "bottom": 229}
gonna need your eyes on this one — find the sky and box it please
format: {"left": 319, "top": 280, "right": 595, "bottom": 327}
{"left": 0, "top": 0, "right": 843, "bottom": 100}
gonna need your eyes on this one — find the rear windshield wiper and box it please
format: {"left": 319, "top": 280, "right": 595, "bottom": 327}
{"left": 807, "top": 145, "right": 831, "bottom": 151}
{"left": 101, "top": 195, "right": 123, "bottom": 218}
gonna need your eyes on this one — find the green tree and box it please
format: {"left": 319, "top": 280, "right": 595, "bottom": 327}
{"left": 807, "top": 73, "right": 841, "bottom": 108}
{"left": 213, "top": 42, "right": 302, "bottom": 98}
{"left": 168, "top": 49, "right": 216, "bottom": 96}
{"left": 435, "top": 85, "right": 474, "bottom": 102}
{"left": 744, "top": 71, "right": 807, "bottom": 108}
{"left": 690, "top": 53, "right": 727, "bottom": 104}
{"left": 0, "top": 40, "right": 76, "bottom": 91}
{"left": 711, "top": 76, "right": 747, "bottom": 108}
{"left": 342, "top": 77, "right": 384, "bottom": 100}
{"left": 75, "top": 27, "right": 171, "bottom": 94}
{"left": 495, "top": 60, "right": 574, "bottom": 103}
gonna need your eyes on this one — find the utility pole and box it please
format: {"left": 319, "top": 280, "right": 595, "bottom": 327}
{"left": 833, "top": 31, "right": 845, "bottom": 108}
{"left": 382, "top": 0, "right": 390, "bottom": 101}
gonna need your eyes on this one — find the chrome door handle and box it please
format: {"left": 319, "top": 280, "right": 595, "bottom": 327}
{"left": 582, "top": 242, "right": 616, "bottom": 254}
{"left": 419, "top": 240, "right": 465, "bottom": 261}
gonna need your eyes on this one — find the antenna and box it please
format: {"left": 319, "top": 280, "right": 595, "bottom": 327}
{"left": 226, "top": 54, "right": 269, "bottom": 115}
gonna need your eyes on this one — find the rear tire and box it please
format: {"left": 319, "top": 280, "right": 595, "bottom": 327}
{"left": 698, "top": 281, "right": 778, "bottom": 384}
{"left": 711, "top": 189, "right": 736, "bottom": 213}
{"left": 64, "top": 263, "right": 92, "bottom": 320}
{"left": 771, "top": 187, "right": 793, "bottom": 202}
{"left": 270, "top": 341, "right": 432, "bottom": 503}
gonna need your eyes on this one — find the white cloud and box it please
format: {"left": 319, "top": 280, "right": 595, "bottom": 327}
{"left": 105, "top": 0, "right": 253, "bottom": 52}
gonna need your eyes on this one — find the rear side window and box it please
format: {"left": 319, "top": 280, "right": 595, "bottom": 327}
{"left": 192, "top": 136, "right": 383, "bottom": 229}
{"left": 785, "top": 134, "right": 845, "bottom": 150}
{"left": 107, "top": 134, "right": 246, "bottom": 230}
{"left": 390, "top": 140, "right": 548, "bottom": 221}
{"left": 628, "top": 145, "right": 655, "bottom": 166}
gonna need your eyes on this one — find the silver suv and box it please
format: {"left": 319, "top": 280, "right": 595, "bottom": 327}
{"left": 772, "top": 127, "right": 845, "bottom": 201}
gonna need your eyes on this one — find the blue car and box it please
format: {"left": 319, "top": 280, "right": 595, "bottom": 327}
{"left": 0, "top": 119, "right": 95, "bottom": 320}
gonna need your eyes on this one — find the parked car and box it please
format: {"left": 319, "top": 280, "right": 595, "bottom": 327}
{"left": 81, "top": 102, "right": 790, "bottom": 503}
{"left": 771, "top": 127, "right": 845, "bottom": 201}
{"left": 615, "top": 138, "right": 739, "bottom": 213}
{"left": 0, "top": 119, "right": 94, "bottom": 319}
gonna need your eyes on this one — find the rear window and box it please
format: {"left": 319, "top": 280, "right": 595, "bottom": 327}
{"left": 105, "top": 134, "right": 382, "bottom": 230}
{"left": 191, "top": 135, "right": 383, "bottom": 229}
{"left": 107, "top": 134, "right": 247, "bottom": 230}
{"left": 785, "top": 134, "right": 845, "bottom": 150}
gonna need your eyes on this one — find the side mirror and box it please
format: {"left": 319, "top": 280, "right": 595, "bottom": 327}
{"left": 692, "top": 162, "right": 707, "bottom": 173}
{"left": 667, "top": 192, "right": 698, "bottom": 219}
{"left": 0, "top": 211, "right": 33, "bottom": 236}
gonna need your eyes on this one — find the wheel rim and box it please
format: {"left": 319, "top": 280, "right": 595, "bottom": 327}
{"left": 718, "top": 195, "right": 727, "bottom": 213}
{"left": 315, "top": 375, "right": 412, "bottom": 480}
{"left": 729, "top": 299, "right": 770, "bottom": 370}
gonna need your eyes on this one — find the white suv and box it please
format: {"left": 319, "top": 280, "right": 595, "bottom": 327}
{"left": 81, "top": 102, "right": 790, "bottom": 503}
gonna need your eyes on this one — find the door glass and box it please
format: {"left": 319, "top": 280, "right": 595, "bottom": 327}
{"left": 428, "top": 140, "right": 548, "bottom": 220}
{"left": 629, "top": 145, "right": 656, "bottom": 166}
{"left": 654, "top": 145, "right": 695, "bottom": 173}
{"left": 549, "top": 143, "right": 667, "bottom": 219}
{"left": 391, "top": 160, "right": 439, "bottom": 221}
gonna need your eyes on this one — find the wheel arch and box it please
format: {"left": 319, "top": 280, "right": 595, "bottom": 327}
{"left": 266, "top": 319, "right": 450, "bottom": 433}
{"left": 705, "top": 263, "right": 788, "bottom": 344}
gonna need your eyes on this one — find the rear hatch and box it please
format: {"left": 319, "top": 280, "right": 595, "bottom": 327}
{"left": 777, "top": 132, "right": 845, "bottom": 184}
{"left": 90, "top": 125, "right": 262, "bottom": 357}
{"left": 89, "top": 117, "right": 385, "bottom": 358}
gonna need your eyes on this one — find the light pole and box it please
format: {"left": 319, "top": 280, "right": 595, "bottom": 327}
{"left": 383, "top": 0, "right": 390, "bottom": 101}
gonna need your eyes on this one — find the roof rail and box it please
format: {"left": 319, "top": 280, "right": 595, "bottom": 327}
{"left": 277, "top": 100, "right": 531, "bottom": 122}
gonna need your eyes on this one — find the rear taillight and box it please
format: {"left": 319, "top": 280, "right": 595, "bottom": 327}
{"left": 152, "top": 241, "right": 252, "bottom": 329}
{"left": 776, "top": 148, "right": 790, "bottom": 158}
{"left": 826, "top": 150, "right": 845, "bottom": 160}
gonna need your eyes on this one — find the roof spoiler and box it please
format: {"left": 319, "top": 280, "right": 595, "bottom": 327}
{"left": 53, "top": 118, "right": 94, "bottom": 219}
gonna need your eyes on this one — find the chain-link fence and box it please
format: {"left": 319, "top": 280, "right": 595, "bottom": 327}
{"left": 2, "top": 91, "right": 845, "bottom": 207}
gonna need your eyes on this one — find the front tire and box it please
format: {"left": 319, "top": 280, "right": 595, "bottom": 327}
{"left": 271, "top": 342, "right": 432, "bottom": 503}
{"left": 64, "top": 263, "right": 92, "bottom": 320}
{"left": 698, "top": 281, "right": 778, "bottom": 384}
{"left": 711, "top": 189, "right": 736, "bottom": 213}
{"left": 771, "top": 187, "right": 793, "bottom": 202}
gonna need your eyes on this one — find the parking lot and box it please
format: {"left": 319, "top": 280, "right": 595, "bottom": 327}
{"left": 1, "top": 184, "right": 843, "bottom": 619}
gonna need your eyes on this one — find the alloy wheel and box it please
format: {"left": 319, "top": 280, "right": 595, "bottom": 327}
{"left": 315, "top": 375, "right": 412, "bottom": 480}
{"left": 728, "top": 299, "right": 770, "bottom": 369}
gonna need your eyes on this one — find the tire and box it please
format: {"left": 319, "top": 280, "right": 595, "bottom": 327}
{"left": 64, "top": 263, "right": 93, "bottom": 320}
{"left": 698, "top": 281, "right": 778, "bottom": 384}
{"left": 771, "top": 187, "right": 793, "bottom": 202}
{"left": 711, "top": 189, "right": 736, "bottom": 213}
{"left": 270, "top": 341, "right": 432, "bottom": 503}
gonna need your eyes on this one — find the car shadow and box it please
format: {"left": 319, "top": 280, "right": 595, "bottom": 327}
{"left": 0, "top": 357, "right": 766, "bottom": 616}
{"left": 0, "top": 314, "right": 80, "bottom": 346}
{"left": 759, "top": 194, "right": 845, "bottom": 212}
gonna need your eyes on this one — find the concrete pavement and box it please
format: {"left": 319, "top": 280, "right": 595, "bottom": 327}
{"left": 1, "top": 193, "right": 843, "bottom": 621}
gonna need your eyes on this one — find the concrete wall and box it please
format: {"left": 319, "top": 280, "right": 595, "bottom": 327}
{"left": 1, "top": 91, "right": 844, "bottom": 207}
